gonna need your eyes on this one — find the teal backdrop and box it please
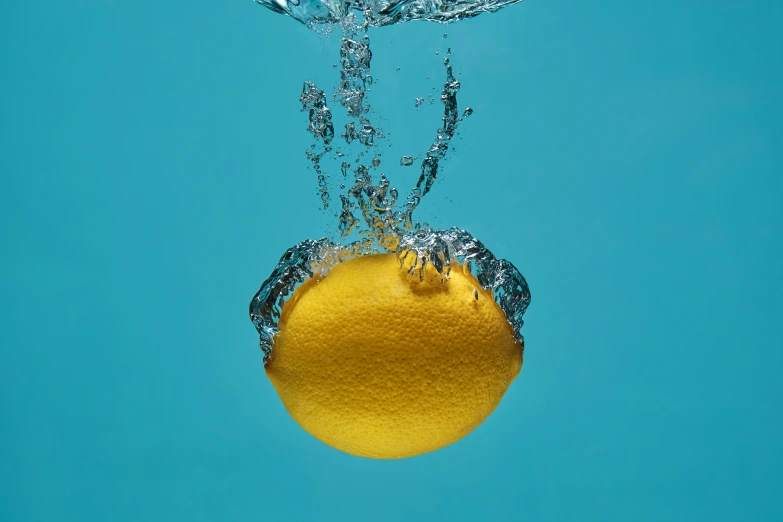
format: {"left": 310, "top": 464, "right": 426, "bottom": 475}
{"left": 2, "top": 1, "right": 782, "bottom": 521}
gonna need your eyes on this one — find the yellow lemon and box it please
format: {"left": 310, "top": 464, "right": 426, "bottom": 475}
{"left": 267, "top": 252, "right": 522, "bottom": 459}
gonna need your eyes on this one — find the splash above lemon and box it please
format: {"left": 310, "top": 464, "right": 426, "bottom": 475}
{"left": 265, "top": 252, "right": 523, "bottom": 459}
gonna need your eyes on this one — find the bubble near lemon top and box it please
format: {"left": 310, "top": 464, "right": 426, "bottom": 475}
{"left": 249, "top": 229, "right": 531, "bottom": 459}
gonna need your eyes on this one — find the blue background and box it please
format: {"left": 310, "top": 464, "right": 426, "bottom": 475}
{"left": 2, "top": 1, "right": 782, "bottom": 521}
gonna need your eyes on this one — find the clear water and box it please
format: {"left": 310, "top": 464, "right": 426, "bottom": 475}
{"left": 8, "top": 2, "right": 782, "bottom": 517}
{"left": 254, "top": 0, "right": 525, "bottom": 27}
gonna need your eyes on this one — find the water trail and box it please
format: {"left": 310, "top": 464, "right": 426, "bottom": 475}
{"left": 402, "top": 50, "right": 473, "bottom": 230}
{"left": 300, "top": 23, "right": 473, "bottom": 250}
{"left": 300, "top": 81, "right": 334, "bottom": 208}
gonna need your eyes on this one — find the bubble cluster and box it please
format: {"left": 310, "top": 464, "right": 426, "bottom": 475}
{"left": 297, "top": 17, "right": 471, "bottom": 250}
{"left": 250, "top": 229, "right": 531, "bottom": 362}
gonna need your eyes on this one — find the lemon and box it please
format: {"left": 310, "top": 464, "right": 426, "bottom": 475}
{"left": 266, "top": 252, "right": 522, "bottom": 459}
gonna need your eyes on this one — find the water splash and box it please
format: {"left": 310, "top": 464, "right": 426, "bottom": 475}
{"left": 396, "top": 228, "right": 531, "bottom": 341}
{"left": 253, "top": 0, "right": 525, "bottom": 27}
{"left": 251, "top": 13, "right": 532, "bottom": 364}
{"left": 249, "top": 228, "right": 531, "bottom": 362}
{"left": 249, "top": 239, "right": 329, "bottom": 361}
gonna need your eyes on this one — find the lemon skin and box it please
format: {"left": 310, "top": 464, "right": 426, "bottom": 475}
{"left": 267, "top": 253, "right": 522, "bottom": 459}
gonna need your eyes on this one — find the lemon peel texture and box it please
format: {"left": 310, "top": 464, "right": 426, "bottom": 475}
{"left": 266, "top": 253, "right": 522, "bottom": 459}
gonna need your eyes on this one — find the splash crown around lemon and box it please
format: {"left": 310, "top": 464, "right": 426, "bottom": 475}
{"left": 261, "top": 246, "right": 525, "bottom": 459}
